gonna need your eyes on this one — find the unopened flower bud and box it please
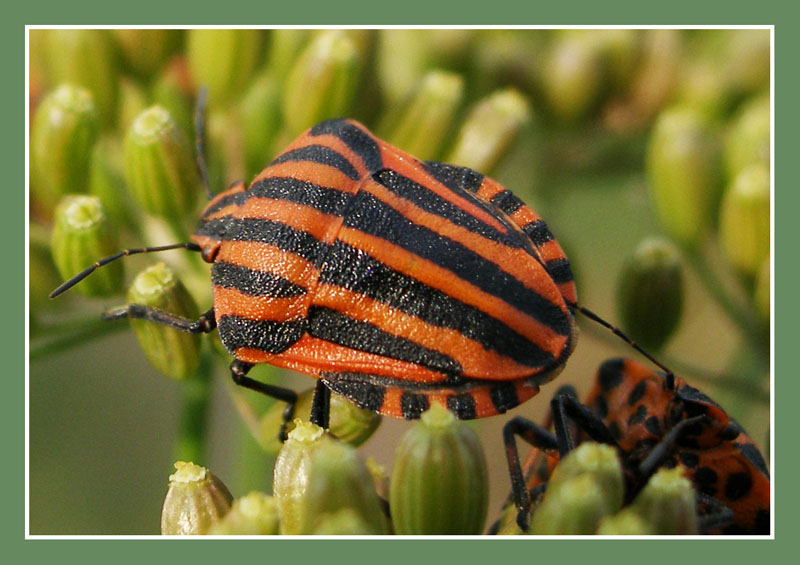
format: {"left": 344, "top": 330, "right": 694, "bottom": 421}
{"left": 51, "top": 195, "right": 123, "bottom": 297}
{"left": 446, "top": 89, "right": 530, "bottom": 173}
{"left": 89, "top": 137, "right": 134, "bottom": 230}
{"left": 208, "top": 491, "right": 280, "bottom": 535}
{"left": 719, "top": 163, "right": 770, "bottom": 276}
{"left": 630, "top": 467, "right": 698, "bottom": 535}
{"left": 617, "top": 238, "right": 684, "bottom": 351}
{"left": 161, "top": 461, "right": 233, "bottom": 535}
{"left": 390, "top": 404, "right": 488, "bottom": 535}
{"left": 596, "top": 508, "right": 655, "bottom": 535}
{"left": 240, "top": 71, "right": 283, "bottom": 179}
{"left": 124, "top": 106, "right": 199, "bottom": 225}
{"left": 31, "top": 84, "right": 98, "bottom": 213}
{"left": 754, "top": 256, "right": 770, "bottom": 324}
{"left": 725, "top": 95, "right": 770, "bottom": 180}
{"left": 313, "top": 507, "right": 380, "bottom": 536}
{"left": 540, "top": 36, "right": 604, "bottom": 123}
{"left": 113, "top": 29, "right": 180, "bottom": 79}
{"left": 127, "top": 262, "right": 201, "bottom": 380}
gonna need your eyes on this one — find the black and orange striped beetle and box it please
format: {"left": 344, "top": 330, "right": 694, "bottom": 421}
{"left": 501, "top": 358, "right": 770, "bottom": 534}
{"left": 52, "top": 116, "right": 658, "bottom": 438}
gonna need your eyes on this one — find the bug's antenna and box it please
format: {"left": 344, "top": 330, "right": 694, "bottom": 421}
{"left": 573, "top": 303, "right": 675, "bottom": 388}
{"left": 195, "top": 86, "right": 214, "bottom": 200}
{"left": 49, "top": 242, "right": 202, "bottom": 298}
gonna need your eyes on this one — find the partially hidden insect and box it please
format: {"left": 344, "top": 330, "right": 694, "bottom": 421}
{"left": 501, "top": 357, "right": 770, "bottom": 534}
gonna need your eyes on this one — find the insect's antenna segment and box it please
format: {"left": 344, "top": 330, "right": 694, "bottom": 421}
{"left": 574, "top": 303, "right": 675, "bottom": 387}
{"left": 49, "top": 242, "right": 202, "bottom": 299}
{"left": 195, "top": 86, "right": 214, "bottom": 201}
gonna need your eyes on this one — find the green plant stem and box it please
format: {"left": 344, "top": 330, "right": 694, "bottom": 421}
{"left": 29, "top": 315, "right": 126, "bottom": 360}
{"left": 174, "top": 348, "right": 213, "bottom": 463}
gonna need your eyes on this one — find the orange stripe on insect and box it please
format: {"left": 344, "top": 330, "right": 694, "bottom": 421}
{"left": 216, "top": 240, "right": 317, "bottom": 289}
{"left": 213, "top": 286, "right": 308, "bottom": 322}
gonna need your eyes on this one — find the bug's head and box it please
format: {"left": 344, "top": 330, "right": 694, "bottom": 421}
{"left": 191, "top": 180, "right": 248, "bottom": 263}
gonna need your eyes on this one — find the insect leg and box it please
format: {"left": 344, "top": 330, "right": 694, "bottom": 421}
{"left": 695, "top": 492, "right": 735, "bottom": 533}
{"left": 102, "top": 306, "right": 217, "bottom": 334}
{"left": 550, "top": 393, "right": 619, "bottom": 456}
{"left": 636, "top": 414, "right": 710, "bottom": 481}
{"left": 310, "top": 380, "right": 331, "bottom": 430}
{"left": 502, "top": 416, "right": 559, "bottom": 531}
{"left": 229, "top": 359, "right": 298, "bottom": 442}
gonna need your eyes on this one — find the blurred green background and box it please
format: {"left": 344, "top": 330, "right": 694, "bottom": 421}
{"left": 29, "top": 28, "right": 770, "bottom": 534}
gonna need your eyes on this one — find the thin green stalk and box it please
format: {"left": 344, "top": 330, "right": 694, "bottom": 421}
{"left": 174, "top": 348, "right": 214, "bottom": 463}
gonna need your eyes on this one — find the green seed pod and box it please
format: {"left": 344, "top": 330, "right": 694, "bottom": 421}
{"left": 722, "top": 30, "right": 771, "bottom": 99}
{"left": 389, "top": 404, "right": 488, "bottom": 535}
{"left": 51, "top": 195, "right": 123, "bottom": 297}
{"left": 725, "top": 95, "right": 770, "bottom": 180}
{"left": 754, "top": 256, "right": 770, "bottom": 324}
{"left": 531, "top": 472, "right": 619, "bottom": 535}
{"left": 629, "top": 466, "right": 698, "bottom": 535}
{"left": 258, "top": 387, "right": 381, "bottom": 455}
{"left": 646, "top": 106, "right": 722, "bottom": 248}
{"left": 124, "top": 106, "right": 199, "bottom": 226}
{"left": 112, "top": 29, "right": 180, "bottom": 79}
{"left": 547, "top": 442, "right": 625, "bottom": 512}
{"left": 207, "top": 491, "right": 280, "bottom": 535}
{"left": 240, "top": 71, "right": 283, "bottom": 179}
{"left": 160, "top": 461, "right": 233, "bottom": 535}
{"left": 312, "top": 507, "right": 380, "bottom": 536}
{"left": 617, "top": 238, "right": 684, "bottom": 351}
{"left": 117, "top": 78, "right": 150, "bottom": 133}
{"left": 89, "top": 136, "right": 134, "bottom": 230}
{"left": 31, "top": 84, "right": 99, "bottom": 214}
{"left": 267, "top": 29, "right": 311, "bottom": 80}
{"left": 187, "top": 29, "right": 262, "bottom": 108}
{"left": 127, "top": 262, "right": 201, "bottom": 380}
{"left": 377, "top": 30, "right": 437, "bottom": 108}
{"left": 625, "top": 30, "right": 683, "bottom": 125}
{"left": 272, "top": 421, "right": 328, "bottom": 535}
{"left": 302, "top": 438, "right": 390, "bottom": 535}
{"left": 540, "top": 35, "right": 605, "bottom": 123}
{"left": 283, "top": 31, "right": 361, "bottom": 135}
{"left": 151, "top": 58, "right": 196, "bottom": 141}
{"left": 719, "top": 163, "right": 770, "bottom": 276}
{"left": 382, "top": 70, "right": 464, "bottom": 161}
{"left": 46, "top": 30, "right": 118, "bottom": 127}
{"left": 445, "top": 89, "right": 530, "bottom": 174}
{"left": 596, "top": 508, "right": 655, "bottom": 535}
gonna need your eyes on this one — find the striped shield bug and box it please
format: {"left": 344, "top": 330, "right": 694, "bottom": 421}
{"left": 51, "top": 107, "right": 667, "bottom": 438}
{"left": 501, "top": 358, "right": 770, "bottom": 534}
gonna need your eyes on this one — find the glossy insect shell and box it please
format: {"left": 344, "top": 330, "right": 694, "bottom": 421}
{"left": 191, "top": 119, "right": 578, "bottom": 420}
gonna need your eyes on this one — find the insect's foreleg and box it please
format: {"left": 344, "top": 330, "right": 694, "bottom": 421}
{"left": 636, "top": 414, "right": 710, "bottom": 481}
{"left": 310, "top": 380, "right": 331, "bottom": 430}
{"left": 103, "top": 306, "right": 217, "bottom": 334}
{"left": 550, "top": 393, "right": 619, "bottom": 456}
{"left": 502, "top": 416, "right": 559, "bottom": 531}
{"left": 230, "top": 359, "right": 298, "bottom": 442}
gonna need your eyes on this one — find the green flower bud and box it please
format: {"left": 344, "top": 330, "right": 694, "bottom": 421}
{"left": 207, "top": 491, "right": 280, "bottom": 535}
{"left": 531, "top": 443, "right": 624, "bottom": 535}
{"left": 617, "top": 238, "right": 684, "bottom": 351}
{"left": 722, "top": 30, "right": 770, "bottom": 99}
{"left": 471, "top": 31, "right": 542, "bottom": 94}
{"left": 678, "top": 60, "right": 734, "bottom": 120}
{"left": 382, "top": 70, "right": 464, "bottom": 161}
{"left": 51, "top": 195, "right": 123, "bottom": 297}
{"left": 283, "top": 31, "right": 361, "bottom": 134}
{"left": 124, "top": 106, "right": 199, "bottom": 226}
{"left": 540, "top": 36, "right": 604, "bottom": 123}
{"left": 127, "top": 262, "right": 201, "bottom": 380}
{"left": 112, "top": 29, "right": 180, "bottom": 78}
{"left": 89, "top": 136, "right": 134, "bottom": 230}
{"left": 719, "top": 163, "right": 770, "bottom": 276}
{"left": 302, "top": 437, "right": 390, "bottom": 535}
{"left": 445, "top": 89, "right": 531, "bottom": 174}
{"left": 151, "top": 58, "right": 196, "bottom": 140}
{"left": 31, "top": 84, "right": 99, "bottom": 214}
{"left": 258, "top": 387, "right": 381, "bottom": 455}
{"left": 377, "top": 30, "right": 437, "bottom": 108}
{"left": 754, "top": 256, "right": 770, "bottom": 324}
{"left": 629, "top": 466, "right": 698, "bottom": 535}
{"left": 646, "top": 107, "right": 722, "bottom": 247}
{"left": 160, "top": 461, "right": 233, "bottom": 535}
{"left": 272, "top": 420, "right": 327, "bottom": 534}
{"left": 312, "top": 508, "right": 379, "bottom": 536}
{"left": 267, "top": 29, "right": 311, "bottom": 80}
{"left": 240, "top": 71, "right": 283, "bottom": 179}
{"left": 625, "top": 30, "right": 683, "bottom": 125}
{"left": 596, "top": 508, "right": 655, "bottom": 535}
{"left": 117, "top": 78, "right": 150, "bottom": 133}
{"left": 389, "top": 404, "right": 488, "bottom": 535}
{"left": 46, "top": 30, "right": 118, "bottom": 127}
{"left": 531, "top": 473, "right": 619, "bottom": 535}
{"left": 187, "top": 29, "right": 262, "bottom": 108}
{"left": 725, "top": 95, "right": 770, "bottom": 180}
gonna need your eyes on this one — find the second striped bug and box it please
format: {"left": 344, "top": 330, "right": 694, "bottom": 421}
{"left": 51, "top": 117, "right": 663, "bottom": 436}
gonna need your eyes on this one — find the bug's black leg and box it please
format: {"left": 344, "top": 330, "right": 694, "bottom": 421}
{"left": 551, "top": 393, "right": 619, "bottom": 456}
{"left": 636, "top": 414, "right": 710, "bottom": 482}
{"left": 229, "top": 359, "right": 298, "bottom": 442}
{"left": 502, "top": 416, "right": 559, "bottom": 531}
{"left": 695, "top": 492, "right": 735, "bottom": 533}
{"left": 103, "top": 305, "right": 217, "bottom": 334}
{"left": 310, "top": 380, "right": 331, "bottom": 430}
